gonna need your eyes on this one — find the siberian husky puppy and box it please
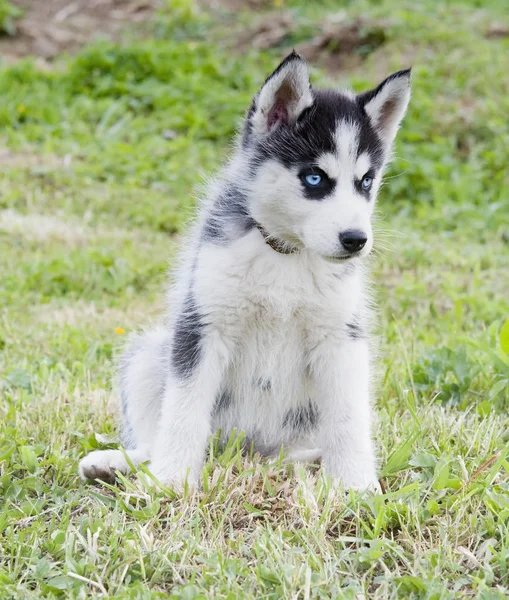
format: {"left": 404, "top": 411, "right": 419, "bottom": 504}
{"left": 79, "top": 52, "right": 411, "bottom": 492}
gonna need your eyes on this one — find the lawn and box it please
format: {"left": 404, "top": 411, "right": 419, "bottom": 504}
{"left": 1, "top": 0, "right": 509, "bottom": 597}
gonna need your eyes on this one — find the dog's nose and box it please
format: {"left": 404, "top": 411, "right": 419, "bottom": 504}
{"left": 339, "top": 230, "right": 368, "bottom": 253}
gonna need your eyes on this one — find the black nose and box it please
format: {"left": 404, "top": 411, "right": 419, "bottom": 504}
{"left": 339, "top": 230, "right": 368, "bottom": 253}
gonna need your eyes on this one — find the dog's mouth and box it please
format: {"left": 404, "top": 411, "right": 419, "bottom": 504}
{"left": 322, "top": 253, "right": 360, "bottom": 263}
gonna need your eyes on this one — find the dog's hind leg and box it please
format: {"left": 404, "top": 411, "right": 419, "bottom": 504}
{"left": 79, "top": 327, "right": 170, "bottom": 482}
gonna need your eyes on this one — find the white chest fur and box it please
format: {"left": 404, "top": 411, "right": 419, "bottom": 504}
{"left": 192, "top": 231, "right": 367, "bottom": 449}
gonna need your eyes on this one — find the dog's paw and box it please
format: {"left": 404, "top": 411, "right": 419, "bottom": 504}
{"left": 347, "top": 477, "right": 383, "bottom": 494}
{"left": 329, "top": 477, "right": 382, "bottom": 495}
{"left": 325, "top": 466, "right": 382, "bottom": 495}
{"left": 323, "top": 456, "right": 381, "bottom": 494}
{"left": 353, "top": 479, "right": 383, "bottom": 494}
{"left": 79, "top": 449, "right": 129, "bottom": 483}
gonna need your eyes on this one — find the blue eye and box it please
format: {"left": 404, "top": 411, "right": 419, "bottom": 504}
{"left": 305, "top": 174, "right": 322, "bottom": 187}
{"left": 361, "top": 176, "right": 373, "bottom": 191}
{"left": 299, "top": 168, "right": 332, "bottom": 199}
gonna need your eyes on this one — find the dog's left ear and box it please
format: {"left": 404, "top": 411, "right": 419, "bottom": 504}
{"left": 358, "top": 69, "right": 411, "bottom": 145}
{"left": 249, "top": 51, "right": 313, "bottom": 137}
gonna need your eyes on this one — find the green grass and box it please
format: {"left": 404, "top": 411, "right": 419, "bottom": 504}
{"left": 0, "top": 0, "right": 21, "bottom": 35}
{"left": 1, "top": 0, "right": 509, "bottom": 597}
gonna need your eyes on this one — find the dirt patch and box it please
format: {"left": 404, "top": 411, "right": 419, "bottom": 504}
{"left": 0, "top": 208, "right": 91, "bottom": 244}
{"left": 237, "top": 12, "right": 294, "bottom": 51}
{"left": 297, "top": 17, "right": 391, "bottom": 75}
{"left": 32, "top": 299, "right": 158, "bottom": 327}
{"left": 236, "top": 13, "right": 391, "bottom": 74}
{"left": 202, "top": 0, "right": 274, "bottom": 10}
{"left": 0, "top": 147, "right": 68, "bottom": 168}
{"left": 0, "top": 0, "right": 158, "bottom": 62}
{"left": 485, "top": 23, "right": 509, "bottom": 39}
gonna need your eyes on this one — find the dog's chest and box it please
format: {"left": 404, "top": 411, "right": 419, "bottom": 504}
{"left": 197, "top": 239, "right": 356, "bottom": 357}
{"left": 218, "top": 309, "right": 315, "bottom": 446}
{"left": 235, "top": 304, "right": 309, "bottom": 380}
{"left": 198, "top": 241, "right": 361, "bottom": 445}
{"left": 218, "top": 261, "right": 332, "bottom": 414}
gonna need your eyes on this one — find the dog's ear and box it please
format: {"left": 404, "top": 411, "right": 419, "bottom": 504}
{"left": 358, "top": 69, "right": 411, "bottom": 145}
{"left": 248, "top": 51, "right": 313, "bottom": 136}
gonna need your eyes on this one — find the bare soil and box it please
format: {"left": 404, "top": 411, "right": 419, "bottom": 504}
{"left": 236, "top": 12, "right": 391, "bottom": 75}
{"left": 297, "top": 17, "right": 391, "bottom": 74}
{"left": 0, "top": 0, "right": 159, "bottom": 61}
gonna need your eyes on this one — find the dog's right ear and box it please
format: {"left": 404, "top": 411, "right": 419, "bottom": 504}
{"left": 247, "top": 52, "right": 313, "bottom": 137}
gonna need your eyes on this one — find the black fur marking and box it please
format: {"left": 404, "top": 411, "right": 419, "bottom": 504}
{"left": 346, "top": 317, "right": 366, "bottom": 340}
{"left": 172, "top": 292, "right": 204, "bottom": 379}
{"left": 242, "top": 98, "right": 257, "bottom": 145}
{"left": 255, "top": 377, "right": 272, "bottom": 392}
{"left": 283, "top": 400, "right": 319, "bottom": 434}
{"left": 264, "top": 50, "right": 306, "bottom": 86}
{"left": 247, "top": 89, "right": 384, "bottom": 174}
{"left": 202, "top": 185, "right": 256, "bottom": 245}
{"left": 213, "top": 389, "right": 234, "bottom": 415}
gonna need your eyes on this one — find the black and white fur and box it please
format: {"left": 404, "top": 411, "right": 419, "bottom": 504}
{"left": 79, "top": 53, "right": 411, "bottom": 492}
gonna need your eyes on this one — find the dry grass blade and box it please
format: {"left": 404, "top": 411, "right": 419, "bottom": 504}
{"left": 454, "top": 453, "right": 501, "bottom": 495}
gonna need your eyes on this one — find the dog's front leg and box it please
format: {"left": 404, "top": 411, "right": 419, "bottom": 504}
{"left": 149, "top": 330, "right": 231, "bottom": 490}
{"left": 311, "top": 337, "right": 379, "bottom": 492}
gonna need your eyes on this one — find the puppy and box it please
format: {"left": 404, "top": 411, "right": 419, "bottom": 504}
{"left": 79, "top": 52, "right": 411, "bottom": 492}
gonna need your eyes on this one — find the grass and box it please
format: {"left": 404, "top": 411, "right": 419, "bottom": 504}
{"left": 0, "top": 0, "right": 21, "bottom": 35}
{"left": 1, "top": 0, "right": 509, "bottom": 597}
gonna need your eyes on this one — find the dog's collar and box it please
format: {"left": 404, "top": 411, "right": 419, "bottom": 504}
{"left": 255, "top": 222, "right": 299, "bottom": 255}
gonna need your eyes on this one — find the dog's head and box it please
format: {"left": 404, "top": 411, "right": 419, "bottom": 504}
{"left": 242, "top": 52, "right": 411, "bottom": 262}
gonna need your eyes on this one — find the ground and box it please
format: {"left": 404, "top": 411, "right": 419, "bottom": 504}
{"left": 1, "top": 0, "right": 509, "bottom": 598}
